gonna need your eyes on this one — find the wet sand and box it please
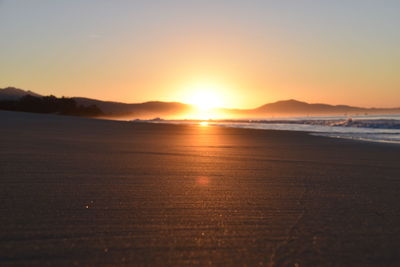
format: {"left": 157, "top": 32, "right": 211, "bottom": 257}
{"left": 1, "top": 110, "right": 400, "bottom": 266}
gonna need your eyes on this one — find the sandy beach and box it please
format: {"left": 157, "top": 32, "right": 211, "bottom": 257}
{"left": 1, "top": 110, "right": 400, "bottom": 266}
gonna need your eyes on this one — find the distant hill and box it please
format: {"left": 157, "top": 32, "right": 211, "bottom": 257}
{"left": 249, "top": 99, "right": 400, "bottom": 116}
{"left": 1, "top": 87, "right": 399, "bottom": 118}
{"left": 0, "top": 88, "right": 194, "bottom": 118}
{"left": 252, "top": 99, "right": 362, "bottom": 114}
{"left": 0, "top": 87, "right": 42, "bottom": 100}
{"left": 73, "top": 97, "right": 194, "bottom": 118}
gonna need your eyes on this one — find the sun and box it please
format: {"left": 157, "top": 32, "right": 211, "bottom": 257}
{"left": 189, "top": 91, "right": 222, "bottom": 111}
{"left": 179, "top": 82, "right": 230, "bottom": 119}
{"left": 184, "top": 83, "right": 224, "bottom": 111}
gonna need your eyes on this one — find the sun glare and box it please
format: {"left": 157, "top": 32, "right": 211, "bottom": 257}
{"left": 178, "top": 82, "right": 231, "bottom": 120}
{"left": 184, "top": 83, "right": 224, "bottom": 111}
{"left": 189, "top": 91, "right": 222, "bottom": 111}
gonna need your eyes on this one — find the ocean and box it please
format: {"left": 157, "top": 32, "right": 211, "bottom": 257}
{"left": 143, "top": 114, "right": 400, "bottom": 144}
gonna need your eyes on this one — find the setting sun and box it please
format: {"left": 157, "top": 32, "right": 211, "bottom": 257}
{"left": 181, "top": 83, "right": 227, "bottom": 120}
{"left": 183, "top": 83, "right": 225, "bottom": 111}
{"left": 189, "top": 91, "right": 221, "bottom": 111}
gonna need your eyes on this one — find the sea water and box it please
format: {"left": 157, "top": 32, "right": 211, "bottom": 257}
{"left": 142, "top": 114, "right": 400, "bottom": 144}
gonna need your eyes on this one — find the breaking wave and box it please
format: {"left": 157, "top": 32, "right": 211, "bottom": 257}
{"left": 138, "top": 115, "right": 400, "bottom": 144}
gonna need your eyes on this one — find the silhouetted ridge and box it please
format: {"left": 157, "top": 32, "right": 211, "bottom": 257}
{"left": 0, "top": 87, "right": 42, "bottom": 100}
{"left": 73, "top": 97, "right": 193, "bottom": 117}
{"left": 254, "top": 99, "right": 364, "bottom": 114}
{"left": 1, "top": 87, "right": 399, "bottom": 118}
{"left": 0, "top": 95, "right": 103, "bottom": 117}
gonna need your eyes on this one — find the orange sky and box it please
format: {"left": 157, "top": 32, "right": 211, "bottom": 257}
{"left": 1, "top": 1, "right": 399, "bottom": 108}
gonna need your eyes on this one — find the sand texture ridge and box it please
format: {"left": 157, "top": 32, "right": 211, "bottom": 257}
{"left": 1, "top": 110, "right": 400, "bottom": 266}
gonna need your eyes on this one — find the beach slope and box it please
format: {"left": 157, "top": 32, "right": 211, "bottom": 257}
{"left": 1, "top": 110, "right": 400, "bottom": 266}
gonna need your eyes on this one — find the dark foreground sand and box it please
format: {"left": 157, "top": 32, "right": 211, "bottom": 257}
{"left": 1, "top": 110, "right": 400, "bottom": 266}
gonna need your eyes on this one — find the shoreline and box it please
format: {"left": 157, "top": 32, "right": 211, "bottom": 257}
{"left": 0, "top": 110, "right": 400, "bottom": 146}
{"left": 143, "top": 119, "right": 400, "bottom": 146}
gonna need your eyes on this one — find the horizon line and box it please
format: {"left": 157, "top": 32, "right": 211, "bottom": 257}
{"left": 1, "top": 86, "right": 399, "bottom": 110}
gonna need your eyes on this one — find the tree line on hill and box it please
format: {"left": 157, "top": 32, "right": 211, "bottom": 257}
{"left": 0, "top": 95, "right": 103, "bottom": 117}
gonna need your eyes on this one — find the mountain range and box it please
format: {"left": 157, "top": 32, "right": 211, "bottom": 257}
{"left": 1, "top": 87, "right": 399, "bottom": 118}
{"left": 0, "top": 87, "right": 42, "bottom": 100}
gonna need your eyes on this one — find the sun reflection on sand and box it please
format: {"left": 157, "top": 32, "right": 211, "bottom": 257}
{"left": 199, "top": 121, "right": 209, "bottom": 126}
{"left": 196, "top": 176, "right": 210, "bottom": 186}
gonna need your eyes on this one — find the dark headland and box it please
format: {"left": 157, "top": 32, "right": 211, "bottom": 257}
{"left": 1, "top": 110, "right": 400, "bottom": 266}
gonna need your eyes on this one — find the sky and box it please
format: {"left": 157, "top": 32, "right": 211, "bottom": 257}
{"left": 0, "top": 0, "right": 399, "bottom": 108}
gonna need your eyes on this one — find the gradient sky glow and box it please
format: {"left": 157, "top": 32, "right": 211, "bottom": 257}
{"left": 1, "top": 0, "right": 399, "bottom": 108}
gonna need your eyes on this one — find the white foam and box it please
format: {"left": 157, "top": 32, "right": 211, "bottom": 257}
{"left": 142, "top": 115, "right": 400, "bottom": 144}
